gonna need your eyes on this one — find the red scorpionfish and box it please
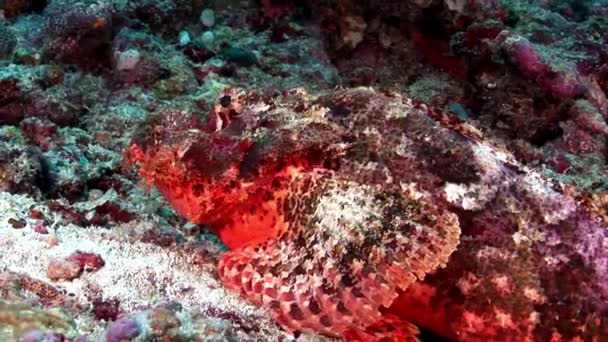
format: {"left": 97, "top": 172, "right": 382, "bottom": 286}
{"left": 127, "top": 87, "right": 608, "bottom": 341}
{"left": 125, "top": 87, "right": 460, "bottom": 341}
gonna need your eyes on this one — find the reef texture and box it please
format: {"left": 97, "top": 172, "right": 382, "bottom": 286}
{"left": 1, "top": 0, "right": 608, "bottom": 341}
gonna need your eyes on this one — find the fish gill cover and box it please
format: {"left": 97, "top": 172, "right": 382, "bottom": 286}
{"left": 0, "top": 0, "right": 607, "bottom": 341}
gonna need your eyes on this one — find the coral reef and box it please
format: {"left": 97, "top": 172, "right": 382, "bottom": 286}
{"left": 0, "top": 0, "right": 607, "bottom": 341}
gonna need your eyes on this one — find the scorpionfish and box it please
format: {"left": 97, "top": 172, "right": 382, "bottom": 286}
{"left": 126, "top": 87, "right": 608, "bottom": 341}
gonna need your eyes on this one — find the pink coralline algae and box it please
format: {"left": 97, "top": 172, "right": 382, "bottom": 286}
{"left": 67, "top": 251, "right": 105, "bottom": 272}
{"left": 47, "top": 251, "right": 104, "bottom": 281}
{"left": 17, "top": 330, "right": 66, "bottom": 342}
{"left": 127, "top": 87, "right": 608, "bottom": 341}
{"left": 502, "top": 35, "right": 548, "bottom": 78}
{"left": 92, "top": 298, "right": 121, "bottom": 322}
{"left": 500, "top": 34, "right": 587, "bottom": 99}
{"left": 451, "top": 8, "right": 608, "bottom": 122}
{"left": 20, "top": 117, "right": 58, "bottom": 151}
{"left": 0, "top": 78, "right": 26, "bottom": 125}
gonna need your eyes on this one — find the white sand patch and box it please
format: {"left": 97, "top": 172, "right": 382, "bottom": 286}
{"left": 0, "top": 191, "right": 312, "bottom": 341}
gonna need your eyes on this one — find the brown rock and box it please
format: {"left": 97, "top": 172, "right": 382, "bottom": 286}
{"left": 47, "top": 259, "right": 83, "bottom": 281}
{"left": 148, "top": 307, "right": 181, "bottom": 338}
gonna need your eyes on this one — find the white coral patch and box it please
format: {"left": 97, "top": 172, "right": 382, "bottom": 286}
{"left": 115, "top": 49, "right": 141, "bottom": 71}
{"left": 511, "top": 231, "right": 530, "bottom": 245}
{"left": 523, "top": 287, "right": 545, "bottom": 303}
{"left": 393, "top": 134, "right": 414, "bottom": 158}
{"left": 520, "top": 173, "right": 576, "bottom": 224}
{"left": 491, "top": 274, "right": 512, "bottom": 294}
{"left": 362, "top": 126, "right": 381, "bottom": 137}
{"left": 471, "top": 143, "right": 503, "bottom": 179}
{"left": 443, "top": 182, "right": 495, "bottom": 210}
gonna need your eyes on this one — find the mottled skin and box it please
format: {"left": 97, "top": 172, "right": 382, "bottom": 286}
{"left": 126, "top": 87, "right": 608, "bottom": 341}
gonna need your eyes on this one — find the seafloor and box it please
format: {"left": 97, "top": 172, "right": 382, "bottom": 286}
{"left": 0, "top": 0, "right": 607, "bottom": 341}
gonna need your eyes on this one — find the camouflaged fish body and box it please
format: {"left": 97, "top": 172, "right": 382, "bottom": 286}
{"left": 127, "top": 87, "right": 608, "bottom": 341}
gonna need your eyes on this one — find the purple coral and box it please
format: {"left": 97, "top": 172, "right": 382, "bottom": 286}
{"left": 20, "top": 331, "right": 65, "bottom": 342}
{"left": 20, "top": 330, "right": 46, "bottom": 342}
{"left": 105, "top": 318, "right": 141, "bottom": 342}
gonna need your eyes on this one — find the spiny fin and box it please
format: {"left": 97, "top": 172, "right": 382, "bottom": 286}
{"left": 344, "top": 313, "right": 421, "bottom": 342}
{"left": 218, "top": 170, "right": 460, "bottom": 338}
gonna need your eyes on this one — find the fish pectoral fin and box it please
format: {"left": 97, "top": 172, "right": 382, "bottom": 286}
{"left": 218, "top": 174, "right": 461, "bottom": 339}
{"left": 344, "top": 313, "right": 420, "bottom": 342}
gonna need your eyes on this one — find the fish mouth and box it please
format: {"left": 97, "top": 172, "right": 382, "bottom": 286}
{"left": 201, "top": 182, "right": 264, "bottom": 226}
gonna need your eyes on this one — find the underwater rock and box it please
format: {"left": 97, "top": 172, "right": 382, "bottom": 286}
{"left": 122, "top": 0, "right": 194, "bottom": 34}
{"left": 20, "top": 117, "right": 57, "bottom": 151}
{"left": 0, "top": 140, "right": 42, "bottom": 197}
{"left": 40, "top": 137, "right": 122, "bottom": 201}
{"left": 260, "top": 0, "right": 294, "bottom": 20}
{"left": 46, "top": 258, "right": 82, "bottom": 281}
{"left": 0, "top": 301, "right": 76, "bottom": 340}
{"left": 0, "top": 77, "right": 28, "bottom": 125}
{"left": 0, "top": 0, "right": 46, "bottom": 18}
{"left": 200, "top": 8, "right": 215, "bottom": 28}
{"left": 43, "top": 0, "right": 113, "bottom": 70}
{"left": 102, "top": 304, "right": 242, "bottom": 341}
{"left": 0, "top": 23, "right": 16, "bottom": 60}
{"left": 0, "top": 65, "right": 103, "bottom": 128}
{"left": 499, "top": 34, "right": 587, "bottom": 99}
{"left": 221, "top": 46, "right": 257, "bottom": 67}
{"left": 91, "top": 298, "right": 121, "bottom": 322}
{"left": 104, "top": 318, "right": 141, "bottom": 342}
{"left": 111, "top": 28, "right": 197, "bottom": 96}
{"left": 67, "top": 251, "right": 105, "bottom": 272}
{"left": 148, "top": 306, "right": 181, "bottom": 338}
{"left": 110, "top": 30, "right": 163, "bottom": 86}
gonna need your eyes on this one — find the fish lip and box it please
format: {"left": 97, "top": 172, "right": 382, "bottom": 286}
{"left": 199, "top": 203, "right": 239, "bottom": 226}
{"left": 199, "top": 177, "right": 276, "bottom": 227}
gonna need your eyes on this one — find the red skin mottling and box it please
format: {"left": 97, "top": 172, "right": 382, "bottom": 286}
{"left": 127, "top": 137, "right": 449, "bottom": 340}
{"left": 125, "top": 88, "right": 464, "bottom": 341}
{"left": 127, "top": 88, "right": 608, "bottom": 341}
